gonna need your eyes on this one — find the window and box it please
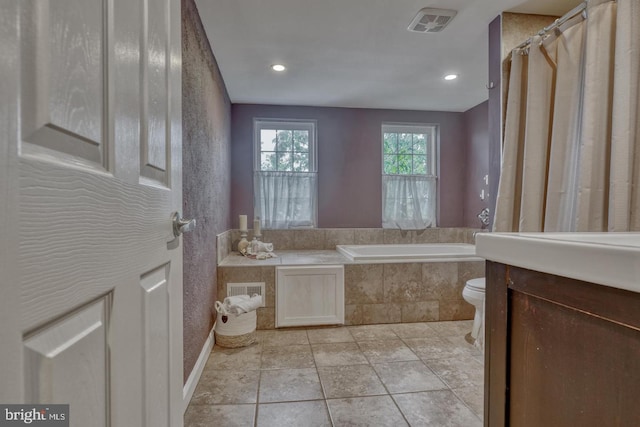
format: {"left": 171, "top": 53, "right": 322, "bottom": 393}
{"left": 382, "top": 124, "right": 438, "bottom": 229}
{"left": 254, "top": 119, "right": 317, "bottom": 229}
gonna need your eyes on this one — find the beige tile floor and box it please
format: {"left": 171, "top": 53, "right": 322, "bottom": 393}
{"left": 185, "top": 320, "right": 484, "bottom": 427}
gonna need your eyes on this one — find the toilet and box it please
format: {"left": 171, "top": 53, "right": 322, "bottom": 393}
{"left": 462, "top": 277, "right": 485, "bottom": 349}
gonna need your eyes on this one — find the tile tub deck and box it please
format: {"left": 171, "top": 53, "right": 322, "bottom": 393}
{"left": 218, "top": 250, "right": 484, "bottom": 329}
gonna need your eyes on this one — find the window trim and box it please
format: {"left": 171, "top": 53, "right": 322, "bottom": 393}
{"left": 253, "top": 118, "right": 318, "bottom": 173}
{"left": 381, "top": 122, "right": 439, "bottom": 178}
{"left": 253, "top": 118, "right": 318, "bottom": 229}
{"left": 381, "top": 122, "right": 440, "bottom": 229}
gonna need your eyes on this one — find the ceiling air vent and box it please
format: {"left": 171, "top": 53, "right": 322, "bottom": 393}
{"left": 408, "top": 8, "right": 457, "bottom": 33}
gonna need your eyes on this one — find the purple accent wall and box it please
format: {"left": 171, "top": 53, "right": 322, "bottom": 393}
{"left": 231, "top": 105, "right": 468, "bottom": 228}
{"left": 462, "top": 101, "right": 489, "bottom": 227}
{"left": 488, "top": 15, "right": 503, "bottom": 229}
{"left": 182, "top": 0, "right": 231, "bottom": 382}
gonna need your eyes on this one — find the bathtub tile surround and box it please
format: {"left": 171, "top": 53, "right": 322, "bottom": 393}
{"left": 459, "top": 261, "right": 486, "bottom": 284}
{"left": 217, "top": 228, "right": 248, "bottom": 259}
{"left": 345, "top": 303, "right": 403, "bottom": 325}
{"left": 346, "top": 260, "right": 479, "bottom": 325}
{"left": 217, "top": 227, "right": 484, "bottom": 329}
{"left": 439, "top": 227, "right": 469, "bottom": 243}
{"left": 185, "top": 321, "right": 483, "bottom": 426}
{"left": 217, "top": 227, "right": 483, "bottom": 254}
{"left": 383, "top": 263, "right": 424, "bottom": 302}
{"left": 256, "top": 308, "right": 276, "bottom": 330}
{"left": 218, "top": 258, "right": 481, "bottom": 326}
{"left": 344, "top": 264, "right": 384, "bottom": 304}
{"left": 216, "top": 230, "right": 232, "bottom": 264}
{"left": 383, "top": 229, "right": 416, "bottom": 244}
{"left": 422, "top": 263, "right": 461, "bottom": 300}
{"left": 353, "top": 228, "right": 385, "bottom": 245}
{"left": 382, "top": 228, "right": 441, "bottom": 244}
{"left": 217, "top": 228, "right": 484, "bottom": 332}
{"left": 324, "top": 228, "right": 356, "bottom": 248}
{"left": 401, "top": 301, "right": 439, "bottom": 323}
{"left": 440, "top": 300, "right": 476, "bottom": 322}
{"left": 293, "top": 229, "right": 327, "bottom": 250}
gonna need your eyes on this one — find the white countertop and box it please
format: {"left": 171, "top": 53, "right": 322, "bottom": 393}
{"left": 475, "top": 232, "right": 640, "bottom": 294}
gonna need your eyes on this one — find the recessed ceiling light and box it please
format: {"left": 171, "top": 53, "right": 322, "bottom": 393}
{"left": 444, "top": 74, "right": 458, "bottom": 81}
{"left": 271, "top": 64, "right": 286, "bottom": 72}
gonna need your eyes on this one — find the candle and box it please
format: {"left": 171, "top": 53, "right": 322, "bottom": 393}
{"left": 254, "top": 218, "right": 261, "bottom": 236}
{"left": 239, "top": 215, "right": 247, "bottom": 231}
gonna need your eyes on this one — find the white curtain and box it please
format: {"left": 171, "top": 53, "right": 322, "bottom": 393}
{"left": 494, "top": 0, "right": 640, "bottom": 232}
{"left": 608, "top": 0, "right": 640, "bottom": 230}
{"left": 543, "top": 14, "right": 587, "bottom": 231}
{"left": 254, "top": 171, "right": 317, "bottom": 229}
{"left": 382, "top": 175, "right": 436, "bottom": 229}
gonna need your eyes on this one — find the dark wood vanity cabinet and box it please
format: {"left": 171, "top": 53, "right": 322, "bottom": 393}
{"left": 484, "top": 261, "right": 640, "bottom": 427}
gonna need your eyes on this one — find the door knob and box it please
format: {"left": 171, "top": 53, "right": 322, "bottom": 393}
{"left": 172, "top": 212, "right": 196, "bottom": 237}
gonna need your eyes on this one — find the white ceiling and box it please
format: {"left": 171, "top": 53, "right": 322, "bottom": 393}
{"left": 195, "top": 0, "right": 582, "bottom": 112}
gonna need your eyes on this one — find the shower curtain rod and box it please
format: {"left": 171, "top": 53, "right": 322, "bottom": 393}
{"left": 513, "top": 1, "right": 588, "bottom": 50}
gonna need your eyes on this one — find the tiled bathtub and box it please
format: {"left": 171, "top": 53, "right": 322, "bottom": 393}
{"left": 217, "top": 236, "right": 485, "bottom": 329}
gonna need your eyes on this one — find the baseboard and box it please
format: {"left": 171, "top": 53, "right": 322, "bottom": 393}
{"left": 183, "top": 324, "right": 215, "bottom": 413}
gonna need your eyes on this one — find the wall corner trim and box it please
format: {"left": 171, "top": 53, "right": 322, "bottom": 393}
{"left": 183, "top": 325, "right": 216, "bottom": 413}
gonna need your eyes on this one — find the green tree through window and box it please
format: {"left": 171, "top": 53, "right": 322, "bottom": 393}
{"left": 260, "top": 129, "right": 310, "bottom": 172}
{"left": 383, "top": 131, "right": 429, "bottom": 175}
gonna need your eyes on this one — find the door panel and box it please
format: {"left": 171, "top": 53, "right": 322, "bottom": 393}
{"left": 21, "top": 0, "right": 106, "bottom": 168}
{"left": 23, "top": 296, "right": 110, "bottom": 426}
{"left": 141, "top": 263, "right": 171, "bottom": 427}
{"left": 141, "top": 0, "right": 170, "bottom": 186}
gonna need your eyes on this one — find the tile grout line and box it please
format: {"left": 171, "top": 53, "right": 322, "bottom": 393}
{"left": 449, "top": 387, "right": 484, "bottom": 423}
{"left": 345, "top": 326, "right": 419, "bottom": 425}
{"left": 305, "top": 329, "right": 330, "bottom": 426}
{"left": 254, "top": 334, "right": 264, "bottom": 427}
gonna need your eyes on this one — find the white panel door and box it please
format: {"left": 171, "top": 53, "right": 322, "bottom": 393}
{"left": 0, "top": 0, "right": 184, "bottom": 426}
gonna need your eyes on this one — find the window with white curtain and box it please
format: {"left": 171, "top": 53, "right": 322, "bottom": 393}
{"left": 382, "top": 123, "right": 438, "bottom": 229}
{"left": 254, "top": 119, "right": 317, "bottom": 229}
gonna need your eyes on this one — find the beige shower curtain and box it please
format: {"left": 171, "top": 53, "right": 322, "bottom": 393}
{"left": 494, "top": 0, "right": 640, "bottom": 232}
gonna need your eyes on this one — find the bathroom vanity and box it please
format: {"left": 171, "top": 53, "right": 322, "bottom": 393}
{"left": 476, "top": 233, "right": 640, "bottom": 427}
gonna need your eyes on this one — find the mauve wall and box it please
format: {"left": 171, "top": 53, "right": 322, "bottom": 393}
{"left": 231, "top": 105, "right": 467, "bottom": 228}
{"left": 182, "top": 0, "right": 231, "bottom": 382}
{"left": 463, "top": 101, "right": 489, "bottom": 228}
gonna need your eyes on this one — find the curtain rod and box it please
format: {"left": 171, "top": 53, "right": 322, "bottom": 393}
{"left": 513, "top": 1, "right": 588, "bottom": 51}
